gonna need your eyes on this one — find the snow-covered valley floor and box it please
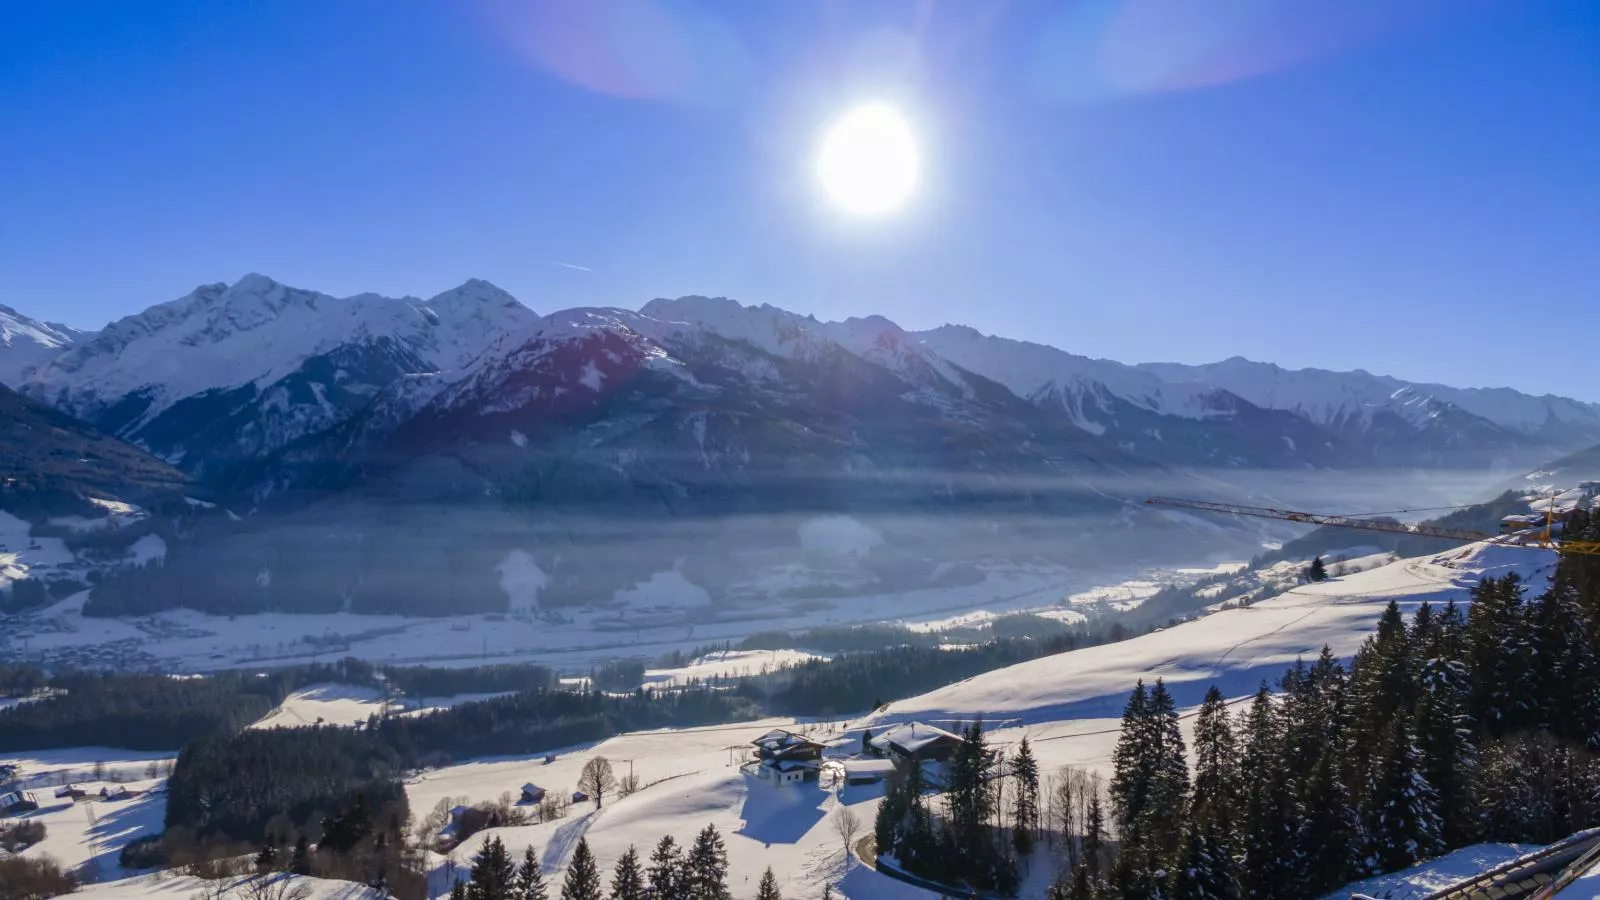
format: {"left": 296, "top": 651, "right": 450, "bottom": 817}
{"left": 4, "top": 558, "right": 1245, "bottom": 675}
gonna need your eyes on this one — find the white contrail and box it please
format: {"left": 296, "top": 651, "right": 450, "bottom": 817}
{"left": 550, "top": 261, "right": 593, "bottom": 272}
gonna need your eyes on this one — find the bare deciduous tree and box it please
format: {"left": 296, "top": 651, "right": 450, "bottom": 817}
{"left": 577, "top": 757, "right": 619, "bottom": 809}
{"left": 834, "top": 805, "right": 862, "bottom": 858}
{"left": 618, "top": 772, "right": 642, "bottom": 798}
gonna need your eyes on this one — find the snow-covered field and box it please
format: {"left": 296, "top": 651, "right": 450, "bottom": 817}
{"left": 0, "top": 748, "right": 176, "bottom": 789}
{"left": 0, "top": 509, "right": 76, "bottom": 591}
{"left": 246, "top": 684, "right": 515, "bottom": 730}
{"left": 7, "top": 777, "right": 167, "bottom": 884}
{"left": 644, "top": 650, "right": 827, "bottom": 686}
{"left": 406, "top": 717, "right": 928, "bottom": 899}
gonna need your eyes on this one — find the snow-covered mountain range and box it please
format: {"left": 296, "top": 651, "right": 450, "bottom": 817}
{"left": 4, "top": 274, "right": 1598, "bottom": 619}
{"left": 19, "top": 275, "right": 541, "bottom": 472}
{"left": 5, "top": 274, "right": 1598, "bottom": 480}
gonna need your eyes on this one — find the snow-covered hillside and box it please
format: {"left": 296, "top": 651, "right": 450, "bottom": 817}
{"left": 866, "top": 542, "right": 1552, "bottom": 728}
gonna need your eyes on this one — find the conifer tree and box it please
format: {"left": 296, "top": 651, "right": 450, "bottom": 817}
{"left": 1431, "top": 598, "right": 1468, "bottom": 661}
{"left": 1068, "top": 863, "right": 1095, "bottom": 900}
{"left": 607, "top": 846, "right": 644, "bottom": 900}
{"left": 755, "top": 867, "right": 781, "bottom": 900}
{"left": 945, "top": 719, "right": 997, "bottom": 871}
{"left": 559, "top": 838, "right": 603, "bottom": 900}
{"left": 516, "top": 845, "right": 549, "bottom": 900}
{"left": 291, "top": 835, "right": 311, "bottom": 876}
{"left": 1308, "top": 556, "right": 1327, "bottom": 582}
{"left": 1300, "top": 751, "right": 1359, "bottom": 893}
{"left": 1145, "top": 679, "right": 1191, "bottom": 864}
{"left": 255, "top": 836, "right": 280, "bottom": 873}
{"left": 470, "top": 836, "right": 518, "bottom": 900}
{"left": 1173, "top": 823, "right": 1241, "bottom": 900}
{"left": 1238, "top": 684, "right": 1300, "bottom": 899}
{"left": 451, "top": 881, "right": 470, "bottom": 900}
{"left": 1414, "top": 655, "right": 1479, "bottom": 847}
{"left": 1465, "top": 574, "right": 1532, "bottom": 732}
{"left": 1083, "top": 791, "right": 1108, "bottom": 880}
{"left": 1111, "top": 681, "right": 1153, "bottom": 847}
{"left": 645, "top": 836, "right": 683, "bottom": 900}
{"left": 1190, "top": 686, "right": 1241, "bottom": 839}
{"left": 685, "top": 825, "right": 730, "bottom": 900}
{"left": 1368, "top": 713, "right": 1442, "bottom": 872}
{"left": 1011, "top": 736, "right": 1040, "bottom": 856}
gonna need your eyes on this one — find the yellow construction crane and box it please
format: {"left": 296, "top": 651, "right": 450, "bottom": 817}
{"left": 1145, "top": 496, "right": 1600, "bottom": 557}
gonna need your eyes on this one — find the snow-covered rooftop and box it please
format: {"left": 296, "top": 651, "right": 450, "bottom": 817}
{"left": 751, "top": 728, "right": 825, "bottom": 752}
{"left": 869, "top": 721, "right": 964, "bottom": 755}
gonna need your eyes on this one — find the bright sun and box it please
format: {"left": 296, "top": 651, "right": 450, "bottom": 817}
{"left": 816, "top": 103, "right": 919, "bottom": 216}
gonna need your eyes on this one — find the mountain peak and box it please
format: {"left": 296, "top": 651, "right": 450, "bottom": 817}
{"left": 232, "top": 272, "right": 284, "bottom": 295}
{"left": 639, "top": 295, "right": 746, "bottom": 323}
{"left": 425, "top": 279, "right": 529, "bottom": 315}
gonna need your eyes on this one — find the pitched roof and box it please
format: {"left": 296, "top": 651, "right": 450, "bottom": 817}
{"left": 842, "top": 759, "right": 897, "bottom": 777}
{"left": 869, "top": 722, "right": 964, "bottom": 754}
{"left": 751, "top": 728, "right": 826, "bottom": 752}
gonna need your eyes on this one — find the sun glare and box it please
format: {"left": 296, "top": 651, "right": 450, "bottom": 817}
{"left": 816, "top": 103, "right": 919, "bottom": 216}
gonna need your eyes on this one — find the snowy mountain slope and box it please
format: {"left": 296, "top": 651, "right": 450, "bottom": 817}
{"left": 0, "top": 302, "right": 92, "bottom": 387}
{"left": 22, "top": 275, "right": 541, "bottom": 471}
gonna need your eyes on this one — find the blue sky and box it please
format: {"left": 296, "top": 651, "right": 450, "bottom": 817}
{"left": 2, "top": 0, "right": 1597, "bottom": 397}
